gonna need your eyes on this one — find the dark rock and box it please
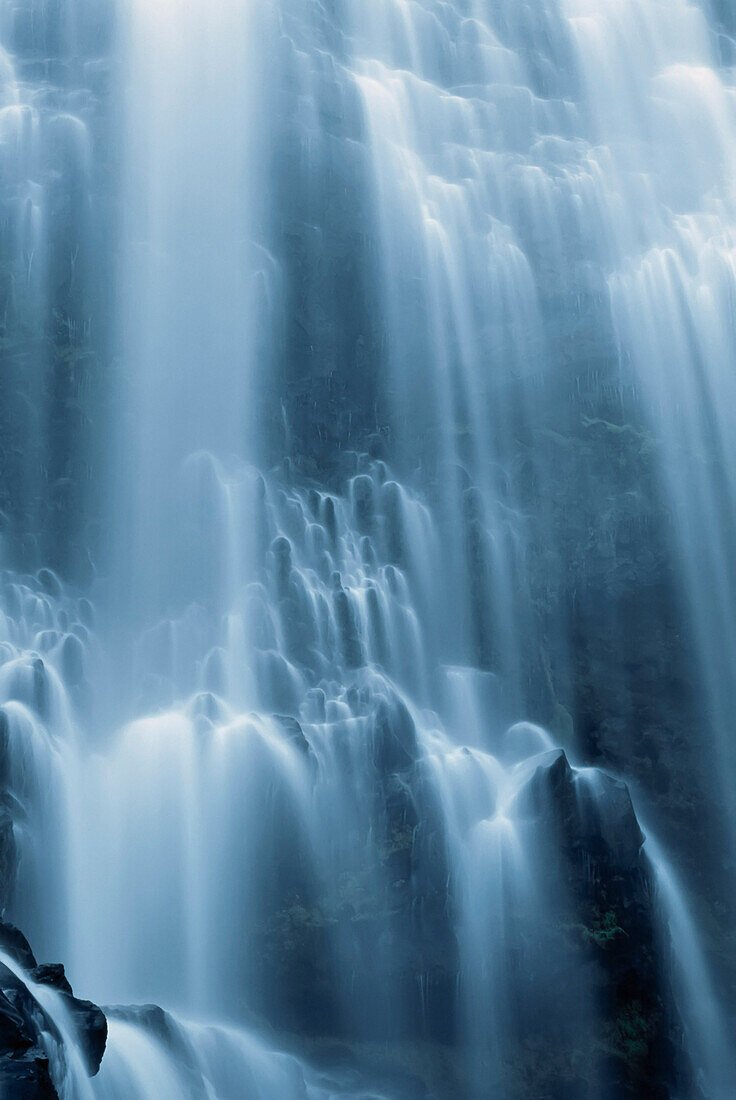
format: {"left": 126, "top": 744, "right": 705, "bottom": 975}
{"left": 271, "top": 536, "right": 293, "bottom": 598}
{"left": 29, "top": 964, "right": 73, "bottom": 996}
{"left": 0, "top": 807, "right": 16, "bottom": 915}
{"left": 188, "top": 692, "right": 226, "bottom": 724}
{"left": 274, "top": 714, "right": 312, "bottom": 755}
{"left": 380, "top": 480, "right": 406, "bottom": 564}
{"left": 63, "top": 995, "right": 107, "bottom": 1076}
{"left": 0, "top": 930, "right": 107, "bottom": 1081}
{"left": 511, "top": 750, "right": 691, "bottom": 1098}
{"left": 31, "top": 659, "right": 50, "bottom": 719}
{"left": 0, "top": 924, "right": 37, "bottom": 972}
{"left": 322, "top": 497, "right": 338, "bottom": 545}
{"left": 370, "top": 696, "right": 418, "bottom": 774}
{"left": 36, "top": 570, "right": 62, "bottom": 599}
{"left": 25, "top": 962, "right": 107, "bottom": 1073}
{"left": 351, "top": 474, "right": 374, "bottom": 534}
{"left": 334, "top": 585, "right": 364, "bottom": 669}
{"left": 0, "top": 987, "right": 57, "bottom": 1100}
{"left": 59, "top": 633, "right": 85, "bottom": 686}
{"left": 514, "top": 749, "right": 645, "bottom": 863}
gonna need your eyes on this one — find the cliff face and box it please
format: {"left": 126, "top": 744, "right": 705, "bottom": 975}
{"left": 0, "top": 1, "right": 734, "bottom": 1097}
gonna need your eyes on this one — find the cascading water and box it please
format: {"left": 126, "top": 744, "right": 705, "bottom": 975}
{"left": 1, "top": 0, "right": 736, "bottom": 1098}
{"left": 0, "top": 946, "right": 385, "bottom": 1100}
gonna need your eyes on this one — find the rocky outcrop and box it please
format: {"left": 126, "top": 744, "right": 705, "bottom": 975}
{"left": 0, "top": 921, "right": 107, "bottom": 1098}
{"left": 253, "top": 698, "right": 696, "bottom": 1098}
{"left": 0, "top": 985, "right": 57, "bottom": 1100}
{"left": 509, "top": 750, "right": 697, "bottom": 1100}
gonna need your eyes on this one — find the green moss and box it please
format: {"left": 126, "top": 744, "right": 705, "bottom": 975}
{"left": 589, "top": 909, "right": 627, "bottom": 948}
{"left": 611, "top": 1002, "right": 656, "bottom": 1063}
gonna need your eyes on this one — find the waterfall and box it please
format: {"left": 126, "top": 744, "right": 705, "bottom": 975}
{"left": 0, "top": 0, "right": 735, "bottom": 1097}
{"left": 0, "top": 949, "right": 385, "bottom": 1100}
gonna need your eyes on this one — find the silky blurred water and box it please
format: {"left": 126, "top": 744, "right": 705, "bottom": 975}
{"left": 0, "top": 0, "right": 735, "bottom": 1096}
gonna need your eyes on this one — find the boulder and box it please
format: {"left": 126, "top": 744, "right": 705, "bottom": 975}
{"left": 0, "top": 987, "right": 57, "bottom": 1100}
{"left": 28, "top": 964, "right": 106, "bottom": 1076}
{"left": 514, "top": 749, "right": 645, "bottom": 865}
{"left": 0, "top": 923, "right": 36, "bottom": 972}
{"left": 273, "top": 714, "right": 312, "bottom": 756}
{"left": 0, "top": 924, "right": 107, "bottom": 1082}
{"left": 511, "top": 751, "right": 692, "bottom": 1098}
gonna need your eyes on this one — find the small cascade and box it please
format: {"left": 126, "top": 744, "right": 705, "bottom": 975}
{"left": 0, "top": 948, "right": 391, "bottom": 1100}
{"left": 0, "top": 919, "right": 107, "bottom": 1099}
{"left": 95, "top": 1013, "right": 391, "bottom": 1100}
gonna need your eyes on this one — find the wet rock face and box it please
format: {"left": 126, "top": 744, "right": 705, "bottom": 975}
{"left": 33, "top": 970, "right": 107, "bottom": 1077}
{"left": 370, "top": 695, "right": 418, "bottom": 775}
{"left": 273, "top": 714, "right": 312, "bottom": 757}
{"left": 518, "top": 749, "right": 646, "bottom": 864}
{"left": 250, "top": 700, "right": 693, "bottom": 1094}
{"left": 0, "top": 985, "right": 57, "bottom": 1100}
{"left": 0, "top": 920, "right": 107, "bottom": 1094}
{"left": 253, "top": 694, "right": 456, "bottom": 1047}
{"left": 523, "top": 399, "right": 714, "bottom": 874}
{"left": 0, "top": 804, "right": 15, "bottom": 915}
{"left": 256, "top": 733, "right": 695, "bottom": 1096}
{"left": 0, "top": 925, "right": 37, "bottom": 973}
{"left": 512, "top": 751, "right": 695, "bottom": 1100}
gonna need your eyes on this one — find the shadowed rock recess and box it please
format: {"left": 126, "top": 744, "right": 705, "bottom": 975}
{"left": 0, "top": 0, "right": 735, "bottom": 1098}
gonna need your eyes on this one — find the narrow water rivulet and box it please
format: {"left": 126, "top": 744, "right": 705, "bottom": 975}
{"left": 1, "top": 0, "right": 735, "bottom": 1097}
